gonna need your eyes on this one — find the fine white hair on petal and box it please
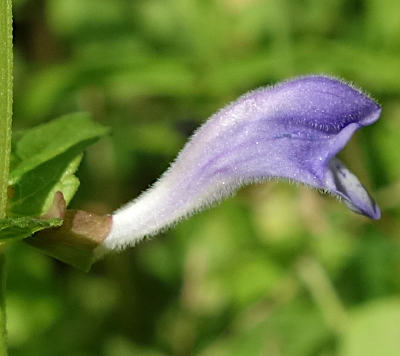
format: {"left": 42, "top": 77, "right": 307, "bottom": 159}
{"left": 101, "top": 174, "right": 257, "bottom": 252}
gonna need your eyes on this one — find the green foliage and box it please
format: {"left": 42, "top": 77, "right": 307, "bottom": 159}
{"left": 0, "top": 113, "right": 108, "bottom": 241}
{"left": 8, "top": 0, "right": 400, "bottom": 355}
{"left": 339, "top": 299, "right": 400, "bottom": 356}
{"left": 9, "top": 113, "right": 108, "bottom": 185}
{"left": 0, "top": 217, "right": 61, "bottom": 241}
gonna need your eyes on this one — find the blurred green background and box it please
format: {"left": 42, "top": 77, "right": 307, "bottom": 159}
{"left": 7, "top": 0, "right": 400, "bottom": 355}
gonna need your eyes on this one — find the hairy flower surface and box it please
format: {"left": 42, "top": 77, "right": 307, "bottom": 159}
{"left": 101, "top": 75, "right": 381, "bottom": 252}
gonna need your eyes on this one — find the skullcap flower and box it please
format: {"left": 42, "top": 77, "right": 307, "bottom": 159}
{"left": 100, "top": 75, "right": 381, "bottom": 252}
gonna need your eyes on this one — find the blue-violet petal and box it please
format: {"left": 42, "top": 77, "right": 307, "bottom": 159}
{"left": 102, "top": 75, "right": 381, "bottom": 251}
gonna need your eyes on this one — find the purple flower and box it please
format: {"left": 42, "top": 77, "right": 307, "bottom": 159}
{"left": 100, "top": 75, "right": 381, "bottom": 252}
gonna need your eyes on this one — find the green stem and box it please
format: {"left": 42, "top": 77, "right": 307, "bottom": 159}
{"left": 0, "top": 244, "right": 6, "bottom": 356}
{"left": 0, "top": 1, "right": 13, "bottom": 213}
{"left": 0, "top": 0, "right": 13, "bottom": 354}
{"left": 296, "top": 256, "right": 348, "bottom": 335}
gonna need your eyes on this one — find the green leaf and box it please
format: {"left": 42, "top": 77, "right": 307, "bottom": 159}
{"left": 198, "top": 302, "right": 330, "bottom": 356}
{"left": 9, "top": 150, "right": 82, "bottom": 216}
{"left": 9, "top": 112, "right": 109, "bottom": 184}
{"left": 0, "top": 216, "right": 62, "bottom": 241}
{"left": 339, "top": 298, "right": 400, "bottom": 356}
{"left": 8, "top": 112, "right": 109, "bottom": 216}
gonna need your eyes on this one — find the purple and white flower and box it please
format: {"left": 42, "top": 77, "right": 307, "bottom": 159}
{"left": 101, "top": 75, "right": 381, "bottom": 252}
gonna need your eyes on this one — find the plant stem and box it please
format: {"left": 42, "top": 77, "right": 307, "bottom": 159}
{"left": 0, "top": 1, "right": 13, "bottom": 214}
{"left": 0, "top": 0, "right": 13, "bottom": 354}
{"left": 0, "top": 244, "right": 6, "bottom": 356}
{"left": 296, "top": 256, "right": 348, "bottom": 335}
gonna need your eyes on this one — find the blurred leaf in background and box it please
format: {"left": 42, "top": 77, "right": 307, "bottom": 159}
{"left": 8, "top": 0, "right": 400, "bottom": 355}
